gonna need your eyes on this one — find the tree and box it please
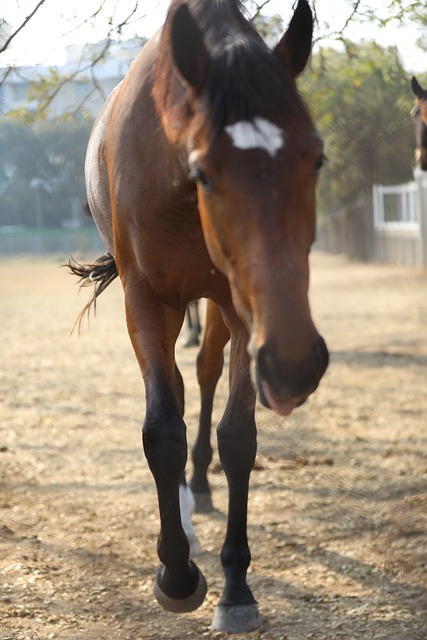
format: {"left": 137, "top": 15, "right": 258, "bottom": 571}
{"left": 1, "top": 3, "right": 425, "bottom": 235}
{"left": 1, "top": 1, "right": 427, "bottom": 123}
{"left": 0, "top": 1, "right": 47, "bottom": 55}
{"left": 299, "top": 42, "right": 419, "bottom": 216}
{"left": 0, "top": 119, "right": 93, "bottom": 228}
{"left": 0, "top": 1, "right": 143, "bottom": 59}
{"left": 0, "top": 1, "right": 146, "bottom": 119}
{"left": 2, "top": 1, "right": 427, "bottom": 74}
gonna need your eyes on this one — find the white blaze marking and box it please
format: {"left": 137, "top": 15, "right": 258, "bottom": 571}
{"left": 225, "top": 117, "right": 284, "bottom": 157}
{"left": 188, "top": 150, "right": 199, "bottom": 166}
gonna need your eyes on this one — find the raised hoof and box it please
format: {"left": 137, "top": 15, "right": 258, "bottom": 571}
{"left": 193, "top": 492, "right": 214, "bottom": 513}
{"left": 211, "top": 603, "right": 262, "bottom": 633}
{"left": 153, "top": 564, "right": 207, "bottom": 614}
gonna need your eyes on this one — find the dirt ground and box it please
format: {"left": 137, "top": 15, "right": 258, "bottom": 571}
{"left": 1, "top": 252, "right": 426, "bottom": 640}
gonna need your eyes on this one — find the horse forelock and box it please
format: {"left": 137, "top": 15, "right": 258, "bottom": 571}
{"left": 204, "top": 38, "right": 307, "bottom": 139}
{"left": 153, "top": 0, "right": 309, "bottom": 146}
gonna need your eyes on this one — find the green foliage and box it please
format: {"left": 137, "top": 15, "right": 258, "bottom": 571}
{"left": 387, "top": 0, "right": 427, "bottom": 26}
{"left": 252, "top": 13, "right": 284, "bottom": 44}
{"left": 1, "top": 35, "right": 423, "bottom": 236}
{"left": 6, "top": 68, "right": 96, "bottom": 125}
{"left": 299, "top": 42, "right": 417, "bottom": 216}
{"left": 0, "top": 118, "right": 94, "bottom": 228}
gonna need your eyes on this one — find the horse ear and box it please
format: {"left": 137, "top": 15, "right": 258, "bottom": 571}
{"left": 274, "top": 0, "right": 313, "bottom": 78}
{"left": 411, "top": 76, "right": 427, "bottom": 100}
{"left": 171, "top": 4, "right": 210, "bottom": 90}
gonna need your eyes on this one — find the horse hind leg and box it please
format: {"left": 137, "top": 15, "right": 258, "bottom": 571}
{"left": 181, "top": 301, "right": 201, "bottom": 347}
{"left": 190, "top": 300, "right": 230, "bottom": 513}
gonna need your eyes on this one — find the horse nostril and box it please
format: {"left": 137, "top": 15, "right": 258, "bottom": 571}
{"left": 256, "top": 335, "right": 328, "bottom": 401}
{"left": 257, "top": 344, "right": 280, "bottom": 384}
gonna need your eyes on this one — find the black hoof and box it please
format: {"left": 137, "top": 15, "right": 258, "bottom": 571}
{"left": 211, "top": 603, "right": 262, "bottom": 633}
{"left": 193, "top": 492, "right": 214, "bottom": 513}
{"left": 153, "top": 562, "right": 207, "bottom": 613}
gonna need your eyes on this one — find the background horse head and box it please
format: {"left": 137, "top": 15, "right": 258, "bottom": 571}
{"left": 411, "top": 76, "right": 427, "bottom": 171}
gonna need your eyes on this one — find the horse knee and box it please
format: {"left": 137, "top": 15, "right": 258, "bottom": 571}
{"left": 217, "top": 418, "right": 257, "bottom": 477}
{"left": 142, "top": 412, "right": 187, "bottom": 477}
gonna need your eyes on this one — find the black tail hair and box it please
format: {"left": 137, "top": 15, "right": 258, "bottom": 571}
{"left": 67, "top": 252, "right": 118, "bottom": 334}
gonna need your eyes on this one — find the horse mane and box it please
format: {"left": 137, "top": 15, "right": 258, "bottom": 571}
{"left": 153, "top": 0, "right": 307, "bottom": 144}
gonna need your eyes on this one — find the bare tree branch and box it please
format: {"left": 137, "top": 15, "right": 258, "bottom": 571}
{"left": 340, "top": 0, "right": 363, "bottom": 33}
{"left": 62, "top": 0, "right": 109, "bottom": 38}
{"left": 0, "top": 0, "right": 48, "bottom": 54}
{"left": 31, "top": 39, "right": 112, "bottom": 120}
{"left": 1, "top": 1, "right": 144, "bottom": 118}
{"left": 250, "top": 0, "right": 273, "bottom": 22}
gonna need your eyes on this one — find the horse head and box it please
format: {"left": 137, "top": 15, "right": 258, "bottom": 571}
{"left": 411, "top": 76, "right": 427, "bottom": 171}
{"left": 168, "top": 0, "right": 328, "bottom": 416}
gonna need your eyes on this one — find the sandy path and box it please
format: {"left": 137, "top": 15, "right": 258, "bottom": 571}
{"left": 1, "top": 253, "right": 426, "bottom": 639}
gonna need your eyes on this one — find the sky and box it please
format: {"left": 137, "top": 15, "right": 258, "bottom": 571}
{"left": 1, "top": 0, "right": 427, "bottom": 73}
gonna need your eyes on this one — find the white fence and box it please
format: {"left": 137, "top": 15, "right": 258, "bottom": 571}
{"left": 373, "top": 171, "right": 427, "bottom": 266}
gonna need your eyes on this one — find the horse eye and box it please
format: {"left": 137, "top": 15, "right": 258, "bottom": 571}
{"left": 314, "top": 153, "right": 326, "bottom": 177}
{"left": 412, "top": 105, "right": 420, "bottom": 118}
{"left": 191, "top": 165, "right": 214, "bottom": 192}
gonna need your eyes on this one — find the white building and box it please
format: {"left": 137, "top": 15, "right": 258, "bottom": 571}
{"left": 0, "top": 37, "right": 146, "bottom": 118}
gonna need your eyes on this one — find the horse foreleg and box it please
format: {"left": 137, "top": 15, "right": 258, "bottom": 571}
{"left": 191, "top": 300, "right": 230, "bottom": 512}
{"left": 211, "top": 312, "right": 261, "bottom": 633}
{"left": 123, "top": 281, "right": 206, "bottom": 613}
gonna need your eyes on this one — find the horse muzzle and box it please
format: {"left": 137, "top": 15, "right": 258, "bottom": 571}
{"left": 255, "top": 335, "right": 329, "bottom": 416}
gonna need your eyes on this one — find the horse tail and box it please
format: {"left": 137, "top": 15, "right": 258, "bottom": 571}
{"left": 67, "top": 252, "right": 118, "bottom": 334}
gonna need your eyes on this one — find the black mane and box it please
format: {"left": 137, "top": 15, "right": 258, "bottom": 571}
{"left": 186, "top": 0, "right": 251, "bottom": 47}
{"left": 171, "top": 0, "right": 308, "bottom": 138}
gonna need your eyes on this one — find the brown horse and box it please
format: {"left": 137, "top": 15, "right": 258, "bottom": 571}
{"left": 69, "top": 0, "right": 328, "bottom": 632}
{"left": 411, "top": 76, "right": 427, "bottom": 170}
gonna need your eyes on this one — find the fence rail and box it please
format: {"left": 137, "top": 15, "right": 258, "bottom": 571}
{"left": 372, "top": 171, "right": 427, "bottom": 267}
